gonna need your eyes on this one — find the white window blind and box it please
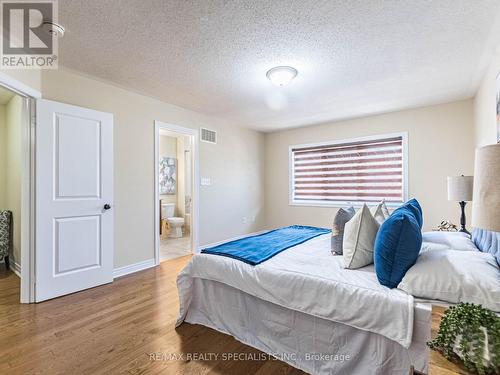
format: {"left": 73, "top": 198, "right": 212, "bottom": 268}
{"left": 290, "top": 134, "right": 406, "bottom": 205}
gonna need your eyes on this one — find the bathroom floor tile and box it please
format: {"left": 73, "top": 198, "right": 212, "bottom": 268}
{"left": 160, "top": 235, "right": 191, "bottom": 261}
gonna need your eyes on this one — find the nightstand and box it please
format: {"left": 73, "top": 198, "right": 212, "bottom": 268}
{"left": 428, "top": 305, "right": 473, "bottom": 375}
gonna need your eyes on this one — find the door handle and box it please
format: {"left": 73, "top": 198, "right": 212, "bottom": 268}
{"left": 103, "top": 204, "right": 111, "bottom": 210}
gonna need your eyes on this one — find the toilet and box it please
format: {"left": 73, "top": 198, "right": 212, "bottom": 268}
{"left": 161, "top": 203, "right": 185, "bottom": 238}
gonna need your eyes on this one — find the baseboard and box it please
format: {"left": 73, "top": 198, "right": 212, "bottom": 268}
{"left": 113, "top": 258, "right": 156, "bottom": 279}
{"left": 197, "top": 229, "right": 269, "bottom": 252}
{"left": 112, "top": 230, "right": 269, "bottom": 279}
{"left": 12, "top": 261, "right": 21, "bottom": 278}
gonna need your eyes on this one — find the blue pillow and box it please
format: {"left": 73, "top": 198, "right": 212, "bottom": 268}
{"left": 394, "top": 198, "right": 423, "bottom": 228}
{"left": 374, "top": 208, "right": 422, "bottom": 288}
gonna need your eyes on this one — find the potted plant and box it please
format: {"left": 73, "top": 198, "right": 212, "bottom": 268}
{"left": 427, "top": 303, "right": 500, "bottom": 375}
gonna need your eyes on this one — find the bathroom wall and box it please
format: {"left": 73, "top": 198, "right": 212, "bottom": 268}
{"left": 183, "top": 137, "right": 192, "bottom": 233}
{"left": 176, "top": 135, "right": 191, "bottom": 219}
{"left": 159, "top": 132, "right": 191, "bottom": 219}
{"left": 159, "top": 134, "right": 178, "bottom": 210}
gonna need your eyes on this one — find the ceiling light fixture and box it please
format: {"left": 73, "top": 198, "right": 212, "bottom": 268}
{"left": 266, "top": 66, "right": 298, "bottom": 86}
{"left": 42, "top": 21, "right": 65, "bottom": 38}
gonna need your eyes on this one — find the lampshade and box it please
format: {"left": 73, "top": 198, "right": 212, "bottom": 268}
{"left": 471, "top": 143, "right": 500, "bottom": 232}
{"left": 447, "top": 176, "right": 473, "bottom": 202}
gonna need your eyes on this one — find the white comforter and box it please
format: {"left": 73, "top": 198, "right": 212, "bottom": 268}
{"left": 177, "top": 234, "right": 415, "bottom": 348}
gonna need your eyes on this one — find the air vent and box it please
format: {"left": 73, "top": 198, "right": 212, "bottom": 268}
{"left": 201, "top": 128, "right": 217, "bottom": 144}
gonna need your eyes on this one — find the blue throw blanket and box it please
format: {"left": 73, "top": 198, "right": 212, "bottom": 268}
{"left": 201, "top": 225, "right": 331, "bottom": 265}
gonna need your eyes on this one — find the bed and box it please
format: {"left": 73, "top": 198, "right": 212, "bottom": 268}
{"left": 176, "top": 228, "right": 499, "bottom": 375}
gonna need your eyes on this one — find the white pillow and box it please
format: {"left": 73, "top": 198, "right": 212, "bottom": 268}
{"left": 343, "top": 204, "right": 380, "bottom": 269}
{"left": 421, "top": 231, "right": 478, "bottom": 252}
{"left": 398, "top": 250, "right": 500, "bottom": 312}
{"left": 370, "top": 200, "right": 390, "bottom": 224}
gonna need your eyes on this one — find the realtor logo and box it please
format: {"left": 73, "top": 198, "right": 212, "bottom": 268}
{"left": 1, "top": 0, "right": 59, "bottom": 69}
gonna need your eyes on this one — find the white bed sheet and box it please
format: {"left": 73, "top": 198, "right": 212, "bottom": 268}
{"left": 185, "top": 278, "right": 431, "bottom": 375}
{"left": 177, "top": 233, "right": 414, "bottom": 347}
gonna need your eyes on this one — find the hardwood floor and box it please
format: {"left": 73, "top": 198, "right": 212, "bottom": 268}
{"left": 0, "top": 257, "right": 305, "bottom": 375}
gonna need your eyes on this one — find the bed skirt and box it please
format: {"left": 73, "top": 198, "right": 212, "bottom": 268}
{"left": 181, "top": 278, "right": 430, "bottom": 375}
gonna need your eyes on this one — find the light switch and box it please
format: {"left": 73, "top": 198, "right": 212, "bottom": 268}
{"left": 201, "top": 177, "right": 211, "bottom": 186}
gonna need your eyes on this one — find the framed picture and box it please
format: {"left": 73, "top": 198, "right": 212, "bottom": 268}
{"left": 159, "top": 157, "right": 177, "bottom": 195}
{"left": 497, "top": 71, "right": 500, "bottom": 143}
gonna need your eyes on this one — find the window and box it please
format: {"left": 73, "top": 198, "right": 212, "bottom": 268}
{"left": 289, "top": 133, "right": 407, "bottom": 207}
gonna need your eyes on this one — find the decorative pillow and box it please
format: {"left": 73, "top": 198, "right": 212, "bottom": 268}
{"left": 420, "top": 231, "right": 478, "bottom": 253}
{"left": 374, "top": 202, "right": 422, "bottom": 288}
{"left": 343, "top": 204, "right": 380, "bottom": 269}
{"left": 398, "top": 250, "right": 500, "bottom": 312}
{"left": 370, "top": 200, "right": 390, "bottom": 224}
{"left": 404, "top": 198, "right": 423, "bottom": 228}
{"left": 331, "top": 207, "right": 355, "bottom": 255}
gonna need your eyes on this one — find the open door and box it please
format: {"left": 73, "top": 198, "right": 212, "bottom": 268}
{"left": 35, "top": 99, "right": 113, "bottom": 302}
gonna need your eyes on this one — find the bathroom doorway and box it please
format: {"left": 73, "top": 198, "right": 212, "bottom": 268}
{"left": 154, "top": 121, "right": 199, "bottom": 263}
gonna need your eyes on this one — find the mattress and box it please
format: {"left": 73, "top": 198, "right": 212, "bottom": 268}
{"left": 176, "top": 232, "right": 435, "bottom": 374}
{"left": 177, "top": 233, "right": 414, "bottom": 347}
{"left": 184, "top": 278, "right": 431, "bottom": 375}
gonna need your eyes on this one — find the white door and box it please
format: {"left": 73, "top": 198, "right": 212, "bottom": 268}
{"left": 35, "top": 99, "right": 113, "bottom": 302}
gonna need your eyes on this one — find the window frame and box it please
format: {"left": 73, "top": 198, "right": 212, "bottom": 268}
{"left": 288, "top": 132, "right": 409, "bottom": 208}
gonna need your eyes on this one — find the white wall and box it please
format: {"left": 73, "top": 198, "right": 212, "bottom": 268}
{"left": 265, "top": 100, "right": 475, "bottom": 232}
{"left": 0, "top": 69, "right": 41, "bottom": 93}
{"left": 3, "top": 65, "right": 481, "bottom": 272}
{"left": 473, "top": 48, "right": 500, "bottom": 147}
{"left": 41, "top": 69, "right": 266, "bottom": 268}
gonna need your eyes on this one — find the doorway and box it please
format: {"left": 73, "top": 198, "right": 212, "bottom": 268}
{"left": 0, "top": 73, "right": 114, "bottom": 303}
{"left": 154, "top": 121, "right": 199, "bottom": 264}
{"left": 0, "top": 73, "right": 38, "bottom": 304}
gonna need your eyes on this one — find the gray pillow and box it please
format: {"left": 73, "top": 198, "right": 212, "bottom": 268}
{"left": 370, "top": 200, "right": 390, "bottom": 224}
{"left": 331, "top": 207, "right": 355, "bottom": 255}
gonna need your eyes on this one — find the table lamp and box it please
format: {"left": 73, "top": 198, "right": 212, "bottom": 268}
{"left": 447, "top": 175, "right": 473, "bottom": 234}
{"left": 471, "top": 143, "right": 500, "bottom": 232}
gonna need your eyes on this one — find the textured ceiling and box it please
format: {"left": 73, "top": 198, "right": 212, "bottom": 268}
{"left": 57, "top": 0, "right": 500, "bottom": 132}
